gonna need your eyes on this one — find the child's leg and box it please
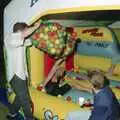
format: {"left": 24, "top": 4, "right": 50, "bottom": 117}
{"left": 45, "top": 83, "right": 59, "bottom": 95}
{"left": 46, "top": 84, "right": 71, "bottom": 96}
{"left": 54, "top": 84, "right": 72, "bottom": 96}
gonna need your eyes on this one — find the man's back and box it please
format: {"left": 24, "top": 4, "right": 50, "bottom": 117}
{"left": 89, "top": 87, "right": 120, "bottom": 120}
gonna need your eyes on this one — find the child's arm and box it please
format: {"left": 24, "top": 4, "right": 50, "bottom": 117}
{"left": 69, "top": 82, "right": 92, "bottom": 93}
{"left": 43, "top": 58, "right": 64, "bottom": 87}
{"left": 105, "top": 56, "right": 120, "bottom": 77}
{"left": 105, "top": 64, "right": 116, "bottom": 77}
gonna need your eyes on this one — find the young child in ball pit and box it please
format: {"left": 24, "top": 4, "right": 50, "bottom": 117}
{"left": 42, "top": 58, "right": 91, "bottom": 96}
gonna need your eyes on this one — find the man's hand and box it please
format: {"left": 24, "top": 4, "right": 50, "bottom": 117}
{"left": 34, "top": 20, "right": 41, "bottom": 28}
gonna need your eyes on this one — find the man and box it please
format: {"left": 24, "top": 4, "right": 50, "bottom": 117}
{"left": 4, "top": 21, "right": 41, "bottom": 120}
{"left": 88, "top": 72, "right": 120, "bottom": 120}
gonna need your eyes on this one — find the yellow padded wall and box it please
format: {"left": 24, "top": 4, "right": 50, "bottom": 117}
{"left": 30, "top": 87, "right": 86, "bottom": 120}
{"left": 29, "top": 47, "right": 44, "bottom": 87}
{"left": 113, "top": 64, "right": 120, "bottom": 76}
{"left": 74, "top": 27, "right": 113, "bottom": 42}
{"left": 74, "top": 54, "right": 111, "bottom": 72}
{"left": 74, "top": 54, "right": 120, "bottom": 80}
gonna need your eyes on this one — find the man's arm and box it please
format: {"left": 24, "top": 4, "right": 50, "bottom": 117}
{"left": 22, "top": 21, "right": 41, "bottom": 38}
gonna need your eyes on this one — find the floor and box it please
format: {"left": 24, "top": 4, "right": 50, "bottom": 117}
{"left": 0, "top": 102, "right": 8, "bottom": 120}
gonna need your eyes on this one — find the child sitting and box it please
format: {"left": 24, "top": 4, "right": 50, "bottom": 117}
{"left": 45, "top": 67, "right": 72, "bottom": 96}
{"left": 43, "top": 58, "right": 91, "bottom": 96}
{"left": 43, "top": 59, "right": 71, "bottom": 96}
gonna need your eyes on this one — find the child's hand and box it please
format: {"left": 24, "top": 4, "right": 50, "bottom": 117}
{"left": 112, "top": 56, "right": 120, "bottom": 65}
{"left": 90, "top": 87, "right": 95, "bottom": 94}
{"left": 54, "top": 58, "right": 64, "bottom": 66}
{"left": 105, "top": 64, "right": 116, "bottom": 77}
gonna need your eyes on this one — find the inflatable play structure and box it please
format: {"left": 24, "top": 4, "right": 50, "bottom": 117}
{"left": 4, "top": 0, "right": 120, "bottom": 119}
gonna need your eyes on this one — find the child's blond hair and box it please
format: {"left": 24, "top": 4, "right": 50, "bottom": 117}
{"left": 90, "top": 73, "right": 105, "bottom": 89}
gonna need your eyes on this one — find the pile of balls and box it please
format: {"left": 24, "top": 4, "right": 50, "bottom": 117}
{"left": 31, "top": 20, "right": 77, "bottom": 59}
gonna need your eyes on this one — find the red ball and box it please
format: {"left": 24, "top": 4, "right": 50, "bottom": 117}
{"left": 32, "top": 33, "right": 40, "bottom": 40}
{"left": 72, "top": 32, "right": 77, "bottom": 37}
{"left": 37, "top": 86, "right": 43, "bottom": 91}
{"left": 83, "top": 101, "right": 92, "bottom": 107}
{"left": 116, "top": 86, "right": 120, "bottom": 89}
{"left": 66, "top": 96, "right": 72, "bottom": 101}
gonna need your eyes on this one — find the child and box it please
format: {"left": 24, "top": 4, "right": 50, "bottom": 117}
{"left": 43, "top": 59, "right": 71, "bottom": 96}
{"left": 88, "top": 72, "right": 120, "bottom": 120}
{"left": 43, "top": 58, "right": 91, "bottom": 96}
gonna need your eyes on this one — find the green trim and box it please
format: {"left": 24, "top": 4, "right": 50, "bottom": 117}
{"left": 26, "top": 47, "right": 32, "bottom": 86}
{"left": 3, "top": 47, "right": 8, "bottom": 88}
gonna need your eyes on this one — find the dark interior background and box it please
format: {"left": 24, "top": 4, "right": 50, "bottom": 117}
{"left": 42, "top": 10, "right": 120, "bottom": 21}
{"left": 0, "top": 0, "right": 11, "bottom": 88}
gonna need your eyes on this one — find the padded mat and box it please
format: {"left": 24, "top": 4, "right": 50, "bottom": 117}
{"left": 64, "top": 72, "right": 120, "bottom": 103}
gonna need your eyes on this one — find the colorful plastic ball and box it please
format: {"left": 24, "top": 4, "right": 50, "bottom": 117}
{"left": 50, "top": 48, "right": 56, "bottom": 54}
{"left": 66, "top": 96, "right": 72, "bottom": 101}
{"left": 32, "top": 40, "right": 39, "bottom": 47}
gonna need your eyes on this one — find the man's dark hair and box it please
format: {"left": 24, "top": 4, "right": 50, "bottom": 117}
{"left": 13, "top": 22, "right": 28, "bottom": 33}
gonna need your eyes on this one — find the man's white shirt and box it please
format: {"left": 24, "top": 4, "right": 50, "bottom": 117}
{"left": 4, "top": 32, "right": 32, "bottom": 82}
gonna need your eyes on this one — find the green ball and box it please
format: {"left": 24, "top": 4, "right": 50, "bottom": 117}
{"left": 48, "top": 43, "right": 54, "bottom": 48}
{"left": 58, "top": 33, "right": 62, "bottom": 37}
{"left": 48, "top": 24, "right": 52, "bottom": 30}
{"left": 32, "top": 40, "right": 39, "bottom": 47}
{"left": 59, "top": 44, "right": 64, "bottom": 49}
{"left": 63, "top": 32, "right": 66, "bottom": 36}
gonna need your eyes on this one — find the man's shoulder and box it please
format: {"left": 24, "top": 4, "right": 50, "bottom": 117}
{"left": 7, "top": 32, "right": 22, "bottom": 41}
{"left": 97, "top": 87, "right": 110, "bottom": 96}
{"left": 5, "top": 33, "right": 15, "bottom": 40}
{"left": 96, "top": 87, "right": 113, "bottom": 103}
{"left": 11, "top": 32, "right": 21, "bottom": 38}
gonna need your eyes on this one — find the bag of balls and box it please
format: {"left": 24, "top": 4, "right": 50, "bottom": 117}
{"left": 31, "top": 20, "right": 77, "bottom": 59}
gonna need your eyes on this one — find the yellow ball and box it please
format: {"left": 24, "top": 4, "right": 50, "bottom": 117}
{"left": 44, "top": 35, "right": 48, "bottom": 40}
{"left": 55, "top": 39, "right": 60, "bottom": 44}
{"left": 40, "top": 33, "right": 44, "bottom": 38}
{"left": 44, "top": 27, "right": 49, "bottom": 32}
{"left": 50, "top": 48, "right": 56, "bottom": 54}
{"left": 52, "top": 26, "right": 57, "bottom": 31}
